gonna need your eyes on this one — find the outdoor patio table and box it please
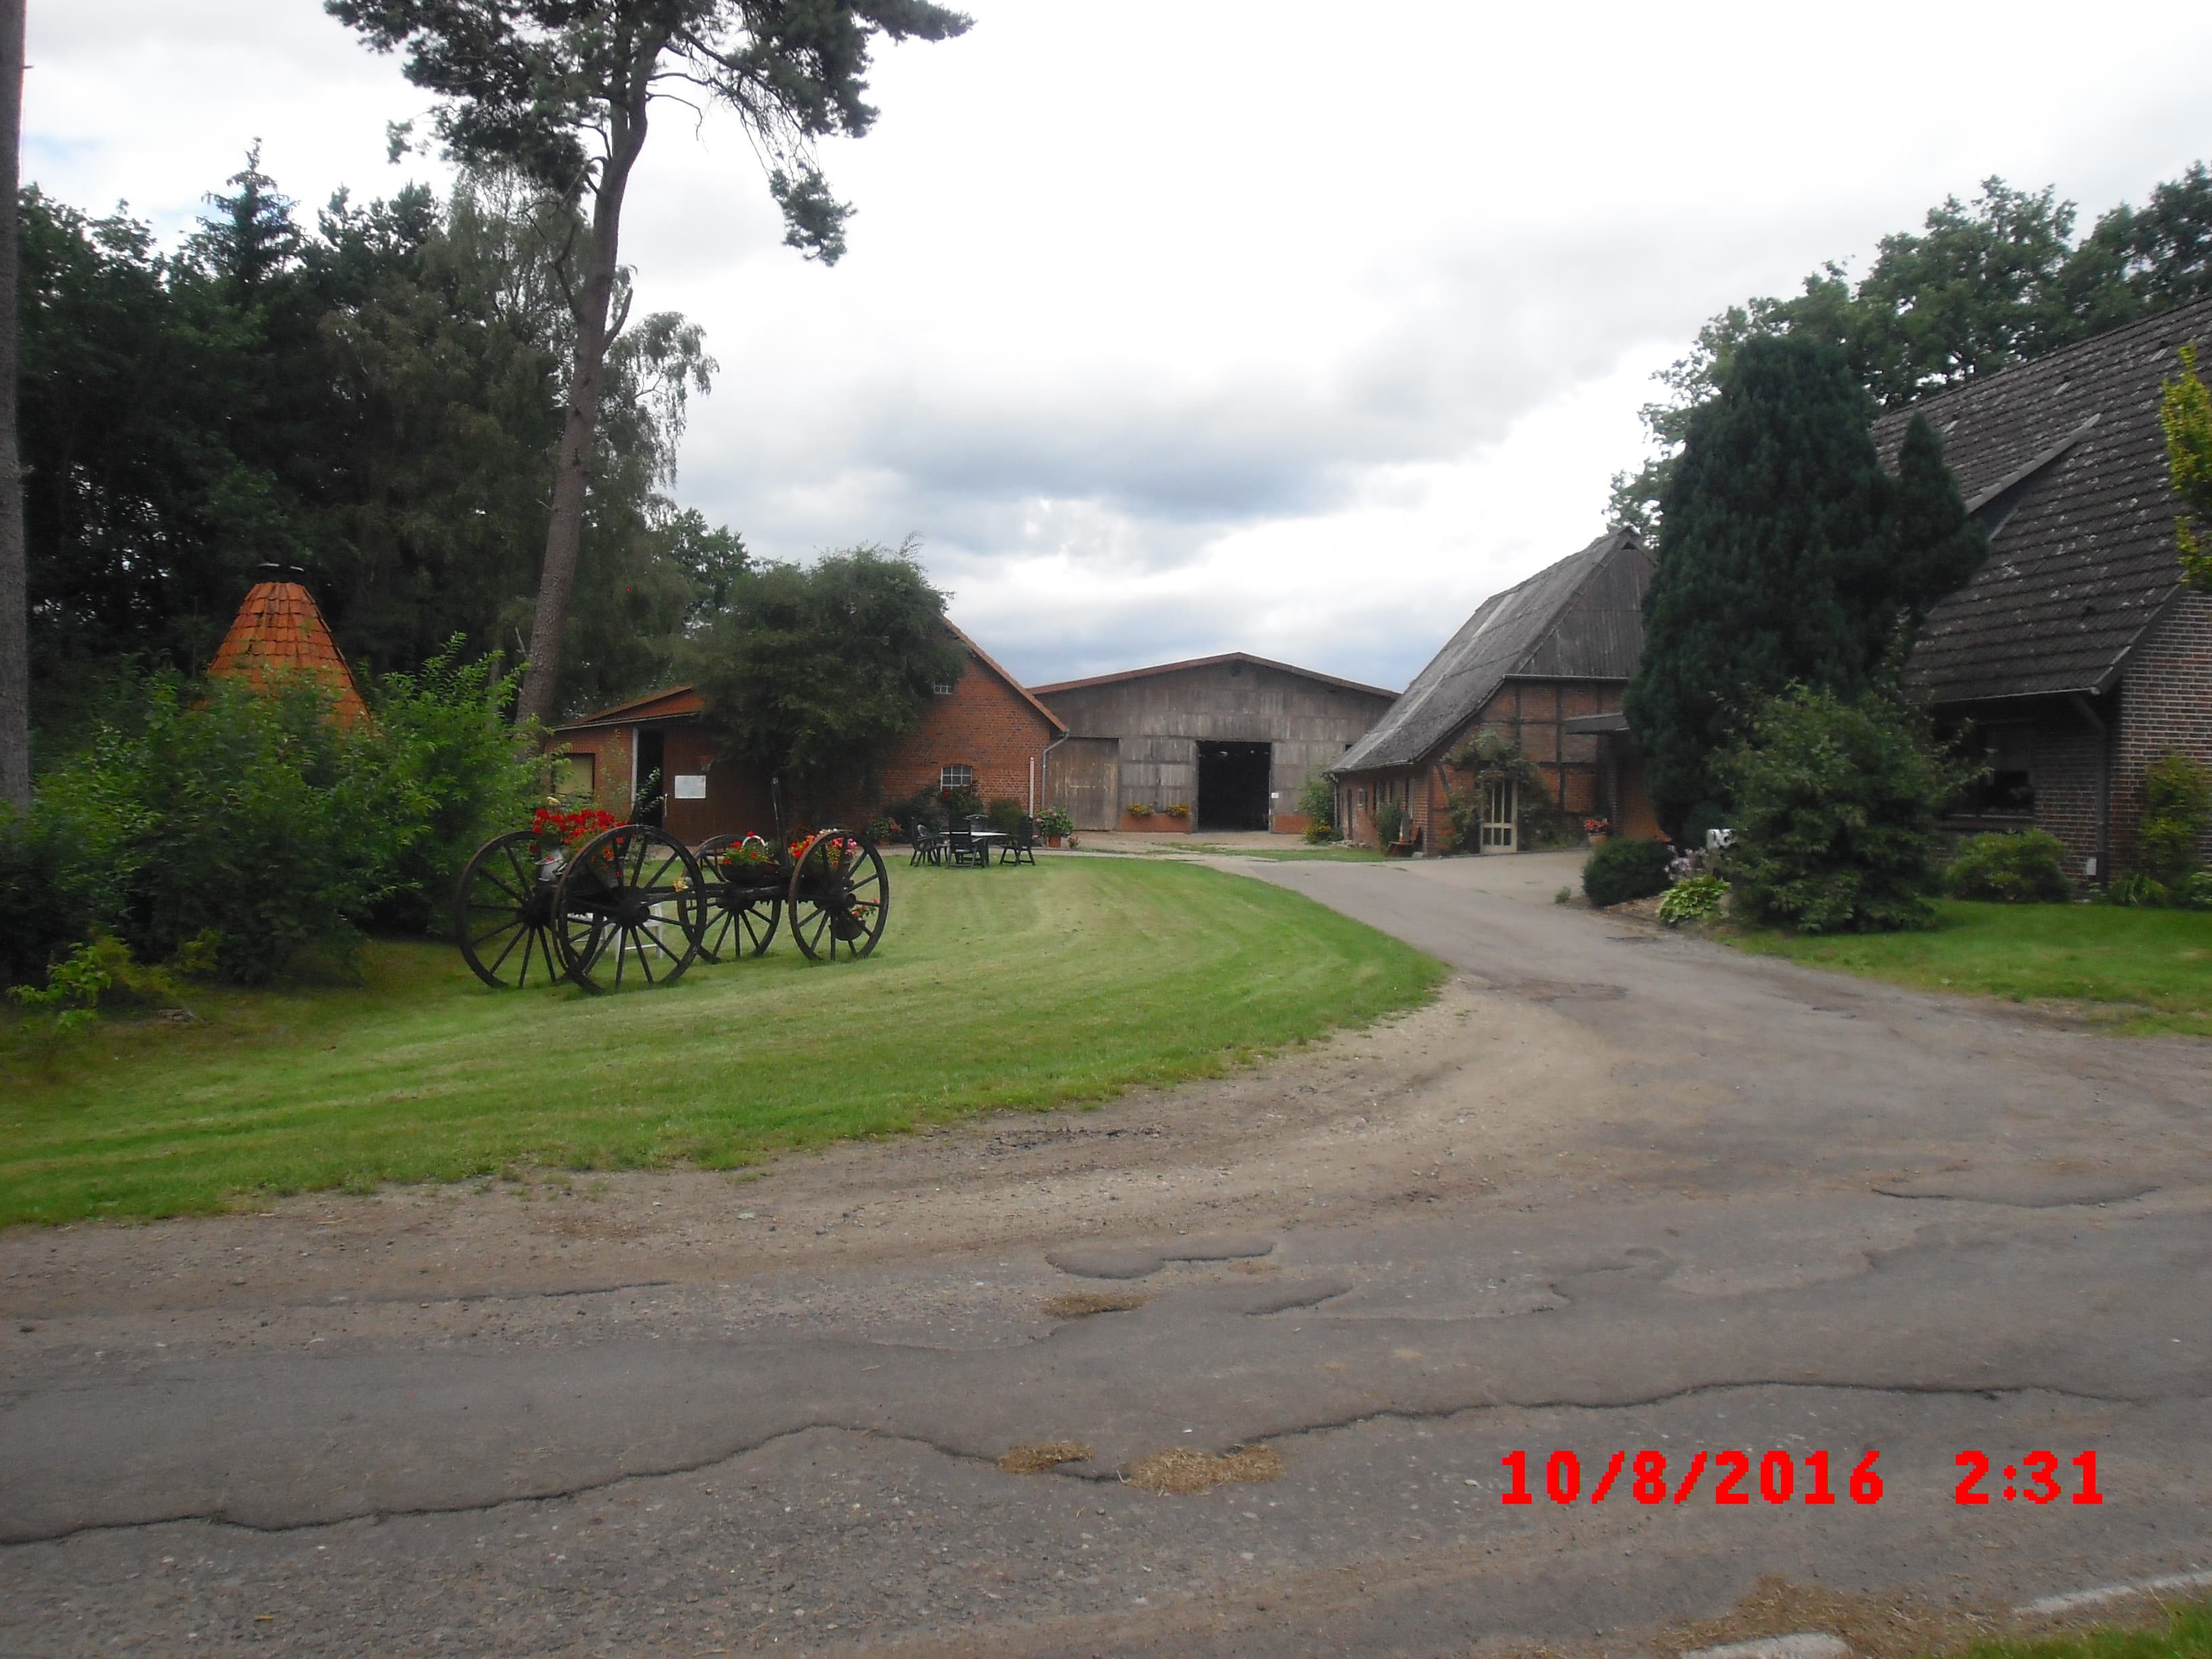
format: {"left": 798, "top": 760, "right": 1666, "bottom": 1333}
{"left": 967, "top": 832, "right": 1008, "bottom": 862}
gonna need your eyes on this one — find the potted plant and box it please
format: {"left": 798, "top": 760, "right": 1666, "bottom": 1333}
{"left": 1583, "top": 815, "right": 1613, "bottom": 848}
{"left": 1123, "top": 800, "right": 1154, "bottom": 830}
{"left": 1037, "top": 806, "right": 1073, "bottom": 848}
{"left": 1161, "top": 802, "right": 1191, "bottom": 831}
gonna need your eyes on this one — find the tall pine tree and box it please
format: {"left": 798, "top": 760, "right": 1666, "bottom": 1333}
{"left": 1623, "top": 335, "right": 1985, "bottom": 832}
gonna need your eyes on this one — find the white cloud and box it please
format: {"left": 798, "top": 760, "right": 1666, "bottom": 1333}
{"left": 28, "top": 0, "right": 2212, "bottom": 689}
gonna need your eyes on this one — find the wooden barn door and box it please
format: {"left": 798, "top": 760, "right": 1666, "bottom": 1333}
{"left": 1480, "top": 779, "right": 1517, "bottom": 851}
{"left": 1047, "top": 738, "right": 1119, "bottom": 830}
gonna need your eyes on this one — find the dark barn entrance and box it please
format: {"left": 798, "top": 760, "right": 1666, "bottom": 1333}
{"left": 634, "top": 729, "right": 666, "bottom": 827}
{"left": 1197, "top": 741, "right": 1272, "bottom": 831}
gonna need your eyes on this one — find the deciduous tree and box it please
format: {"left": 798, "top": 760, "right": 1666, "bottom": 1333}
{"left": 2162, "top": 343, "right": 2212, "bottom": 592}
{"left": 325, "top": 0, "right": 972, "bottom": 729}
{"left": 684, "top": 543, "right": 964, "bottom": 811}
{"left": 1611, "top": 166, "right": 2212, "bottom": 535}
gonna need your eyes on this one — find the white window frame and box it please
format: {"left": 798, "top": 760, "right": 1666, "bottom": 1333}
{"left": 1480, "top": 779, "right": 1517, "bottom": 851}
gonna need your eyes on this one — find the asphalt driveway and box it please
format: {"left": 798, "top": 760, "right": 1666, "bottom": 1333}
{"left": 3, "top": 852, "right": 2207, "bottom": 1657}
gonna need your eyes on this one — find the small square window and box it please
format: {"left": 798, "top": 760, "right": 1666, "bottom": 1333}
{"left": 552, "top": 753, "right": 596, "bottom": 800}
{"left": 940, "top": 764, "right": 974, "bottom": 792}
{"left": 931, "top": 682, "right": 956, "bottom": 696}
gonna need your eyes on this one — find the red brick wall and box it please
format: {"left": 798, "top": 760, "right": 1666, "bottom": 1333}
{"left": 554, "top": 726, "right": 634, "bottom": 819}
{"left": 877, "top": 655, "right": 1060, "bottom": 816}
{"left": 2114, "top": 590, "right": 2212, "bottom": 874}
{"left": 1415, "top": 679, "right": 1626, "bottom": 848}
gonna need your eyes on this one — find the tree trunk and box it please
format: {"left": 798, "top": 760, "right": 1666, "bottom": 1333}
{"left": 512, "top": 108, "right": 651, "bottom": 733}
{"left": 0, "top": 0, "right": 28, "bottom": 812}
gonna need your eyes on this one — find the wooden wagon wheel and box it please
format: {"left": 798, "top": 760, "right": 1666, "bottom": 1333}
{"left": 553, "top": 824, "right": 706, "bottom": 993}
{"left": 786, "top": 830, "right": 890, "bottom": 962}
{"left": 453, "top": 830, "right": 570, "bottom": 989}
{"left": 695, "top": 833, "right": 782, "bottom": 961}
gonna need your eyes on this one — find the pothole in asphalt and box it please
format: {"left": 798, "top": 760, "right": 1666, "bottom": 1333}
{"left": 1045, "top": 1234, "right": 1277, "bottom": 1280}
{"left": 998, "top": 1441, "right": 1093, "bottom": 1473}
{"left": 1872, "top": 1177, "right": 2156, "bottom": 1207}
{"left": 1040, "top": 1290, "right": 1149, "bottom": 1319}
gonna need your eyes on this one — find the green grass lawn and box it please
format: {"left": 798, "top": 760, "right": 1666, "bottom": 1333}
{"left": 0, "top": 858, "right": 1442, "bottom": 1227}
{"left": 1732, "top": 899, "right": 2212, "bottom": 1038}
{"left": 1948, "top": 1601, "right": 2211, "bottom": 1659}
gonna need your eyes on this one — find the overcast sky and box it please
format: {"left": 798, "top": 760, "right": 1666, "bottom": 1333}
{"left": 27, "top": 2, "right": 2212, "bottom": 689}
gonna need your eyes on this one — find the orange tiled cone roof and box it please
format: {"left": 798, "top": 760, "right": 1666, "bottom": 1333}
{"left": 207, "top": 581, "right": 369, "bottom": 724}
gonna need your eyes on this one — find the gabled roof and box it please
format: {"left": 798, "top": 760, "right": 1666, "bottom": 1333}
{"left": 554, "top": 685, "right": 705, "bottom": 731}
{"left": 1029, "top": 651, "right": 1396, "bottom": 701}
{"left": 207, "top": 579, "right": 368, "bottom": 724}
{"left": 550, "top": 621, "right": 1065, "bottom": 736}
{"left": 1334, "top": 527, "right": 1652, "bottom": 774}
{"left": 1884, "top": 294, "right": 2211, "bottom": 704}
{"left": 945, "top": 620, "right": 1066, "bottom": 733}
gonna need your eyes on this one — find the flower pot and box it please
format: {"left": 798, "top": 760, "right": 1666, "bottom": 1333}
{"left": 1046, "top": 835, "right": 1063, "bottom": 848}
{"left": 1588, "top": 833, "right": 1611, "bottom": 850}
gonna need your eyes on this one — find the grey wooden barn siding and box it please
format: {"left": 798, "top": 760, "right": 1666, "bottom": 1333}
{"left": 1046, "top": 737, "right": 1118, "bottom": 830}
{"left": 1038, "top": 661, "right": 1393, "bottom": 825}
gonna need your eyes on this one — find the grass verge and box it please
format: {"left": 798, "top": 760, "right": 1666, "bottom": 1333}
{"left": 1729, "top": 899, "right": 2212, "bottom": 1038}
{"left": 1953, "top": 1601, "right": 2212, "bottom": 1659}
{"left": 0, "top": 857, "right": 1442, "bottom": 1227}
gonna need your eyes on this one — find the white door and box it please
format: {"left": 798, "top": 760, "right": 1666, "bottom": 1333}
{"left": 1480, "top": 779, "right": 1517, "bottom": 851}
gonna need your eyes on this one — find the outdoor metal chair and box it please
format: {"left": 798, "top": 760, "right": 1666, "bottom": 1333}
{"left": 946, "top": 825, "right": 985, "bottom": 867}
{"left": 999, "top": 815, "right": 1038, "bottom": 866}
{"left": 909, "top": 827, "right": 947, "bottom": 867}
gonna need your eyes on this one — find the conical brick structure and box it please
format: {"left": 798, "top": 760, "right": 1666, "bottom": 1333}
{"left": 207, "top": 579, "right": 368, "bottom": 724}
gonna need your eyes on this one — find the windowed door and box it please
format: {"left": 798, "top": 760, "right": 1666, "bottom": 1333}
{"left": 1480, "top": 779, "right": 1517, "bottom": 851}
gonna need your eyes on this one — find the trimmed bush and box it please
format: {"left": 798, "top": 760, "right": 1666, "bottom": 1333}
{"left": 1943, "top": 829, "right": 2074, "bottom": 903}
{"left": 1715, "top": 685, "right": 1971, "bottom": 934}
{"left": 1582, "top": 838, "right": 1674, "bottom": 907}
{"left": 1374, "top": 799, "right": 1404, "bottom": 846}
{"left": 987, "top": 796, "right": 1023, "bottom": 836}
{"left": 2138, "top": 751, "right": 2211, "bottom": 891}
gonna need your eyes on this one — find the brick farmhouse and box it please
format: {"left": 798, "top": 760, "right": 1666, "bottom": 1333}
{"left": 1884, "top": 295, "right": 2212, "bottom": 883}
{"left": 1331, "top": 529, "right": 1656, "bottom": 851}
{"left": 548, "top": 622, "right": 1063, "bottom": 840}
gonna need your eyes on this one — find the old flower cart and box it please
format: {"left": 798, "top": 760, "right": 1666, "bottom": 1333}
{"left": 452, "top": 804, "right": 890, "bottom": 994}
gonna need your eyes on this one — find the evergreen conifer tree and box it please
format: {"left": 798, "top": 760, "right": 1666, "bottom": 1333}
{"left": 1626, "top": 341, "right": 1990, "bottom": 834}
{"left": 1624, "top": 335, "right": 1891, "bottom": 830}
{"left": 1881, "top": 413, "right": 1988, "bottom": 622}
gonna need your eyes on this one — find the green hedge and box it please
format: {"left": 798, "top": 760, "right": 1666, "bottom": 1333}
{"left": 1582, "top": 838, "right": 1674, "bottom": 907}
{"left": 1944, "top": 829, "right": 2072, "bottom": 902}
